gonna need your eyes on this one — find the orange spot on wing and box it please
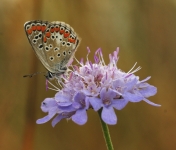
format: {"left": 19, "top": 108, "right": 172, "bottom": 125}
{"left": 55, "top": 27, "right": 60, "bottom": 32}
{"left": 37, "top": 25, "right": 42, "bottom": 31}
{"left": 68, "top": 38, "right": 75, "bottom": 43}
{"left": 27, "top": 29, "right": 32, "bottom": 35}
{"left": 43, "top": 36, "right": 47, "bottom": 43}
{"left": 32, "top": 26, "right": 36, "bottom": 31}
{"left": 60, "top": 29, "right": 65, "bottom": 34}
{"left": 50, "top": 28, "right": 55, "bottom": 33}
{"left": 41, "top": 26, "right": 46, "bottom": 32}
{"left": 46, "top": 32, "right": 51, "bottom": 38}
{"left": 64, "top": 33, "right": 70, "bottom": 38}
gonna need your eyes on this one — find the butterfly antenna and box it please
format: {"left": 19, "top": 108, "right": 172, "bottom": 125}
{"left": 23, "top": 72, "right": 46, "bottom": 78}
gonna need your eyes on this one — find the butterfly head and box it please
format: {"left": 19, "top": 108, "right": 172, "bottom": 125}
{"left": 45, "top": 66, "right": 67, "bottom": 80}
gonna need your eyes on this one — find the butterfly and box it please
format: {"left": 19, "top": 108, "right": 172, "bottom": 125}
{"left": 24, "top": 20, "right": 80, "bottom": 80}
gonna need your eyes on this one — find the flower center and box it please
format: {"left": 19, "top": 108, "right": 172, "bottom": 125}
{"left": 80, "top": 99, "right": 86, "bottom": 107}
{"left": 61, "top": 111, "right": 75, "bottom": 118}
{"left": 103, "top": 99, "right": 111, "bottom": 106}
{"left": 90, "top": 88, "right": 97, "bottom": 95}
{"left": 94, "top": 74, "right": 103, "bottom": 86}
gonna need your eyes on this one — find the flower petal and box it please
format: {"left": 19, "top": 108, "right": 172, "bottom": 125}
{"left": 123, "top": 92, "right": 143, "bottom": 102}
{"left": 72, "top": 102, "right": 81, "bottom": 109}
{"left": 125, "top": 77, "right": 138, "bottom": 91}
{"left": 102, "top": 107, "right": 117, "bottom": 125}
{"left": 36, "top": 111, "right": 56, "bottom": 124}
{"left": 52, "top": 114, "right": 64, "bottom": 127}
{"left": 87, "top": 97, "right": 102, "bottom": 111}
{"left": 139, "top": 85, "right": 157, "bottom": 98}
{"left": 41, "top": 98, "right": 57, "bottom": 112}
{"left": 74, "top": 92, "right": 86, "bottom": 103}
{"left": 112, "top": 99, "right": 128, "bottom": 110}
{"left": 58, "top": 105, "right": 75, "bottom": 112}
{"left": 55, "top": 92, "right": 72, "bottom": 103}
{"left": 72, "top": 109, "right": 87, "bottom": 125}
{"left": 57, "top": 102, "right": 73, "bottom": 107}
{"left": 100, "top": 87, "right": 116, "bottom": 100}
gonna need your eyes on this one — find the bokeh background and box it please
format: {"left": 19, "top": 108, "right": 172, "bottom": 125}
{"left": 0, "top": 0, "right": 176, "bottom": 150}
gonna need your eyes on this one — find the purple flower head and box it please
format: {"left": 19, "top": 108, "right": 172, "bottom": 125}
{"left": 37, "top": 48, "right": 160, "bottom": 126}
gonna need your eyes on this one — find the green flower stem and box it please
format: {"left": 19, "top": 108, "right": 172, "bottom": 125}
{"left": 98, "top": 109, "right": 114, "bottom": 150}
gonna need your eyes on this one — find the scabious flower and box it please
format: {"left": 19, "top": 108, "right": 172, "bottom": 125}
{"left": 37, "top": 47, "right": 160, "bottom": 127}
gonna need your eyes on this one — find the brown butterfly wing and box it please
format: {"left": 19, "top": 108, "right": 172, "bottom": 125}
{"left": 42, "top": 21, "right": 80, "bottom": 73}
{"left": 24, "top": 20, "right": 54, "bottom": 72}
{"left": 24, "top": 20, "right": 80, "bottom": 74}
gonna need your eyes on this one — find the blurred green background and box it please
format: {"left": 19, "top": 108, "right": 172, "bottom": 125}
{"left": 0, "top": 0, "right": 175, "bottom": 150}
